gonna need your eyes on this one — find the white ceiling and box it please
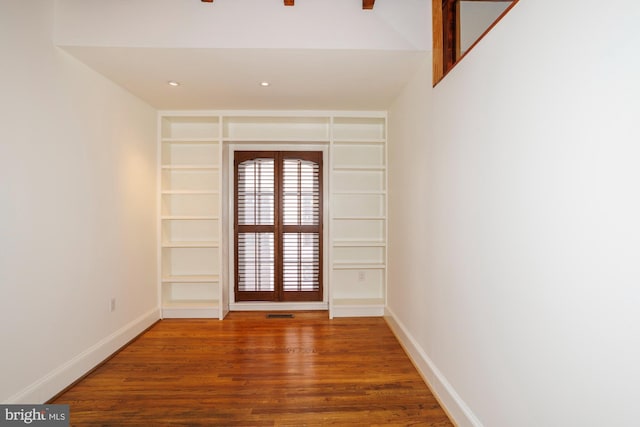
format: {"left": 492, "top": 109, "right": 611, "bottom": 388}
{"left": 61, "top": 47, "right": 428, "bottom": 110}
{"left": 55, "top": 0, "right": 430, "bottom": 111}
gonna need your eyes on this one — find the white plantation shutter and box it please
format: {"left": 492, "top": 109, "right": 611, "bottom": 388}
{"left": 235, "top": 151, "right": 322, "bottom": 302}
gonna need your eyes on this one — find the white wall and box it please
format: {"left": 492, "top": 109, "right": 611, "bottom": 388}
{"left": 388, "top": 1, "right": 640, "bottom": 426}
{"left": 0, "top": 0, "right": 159, "bottom": 403}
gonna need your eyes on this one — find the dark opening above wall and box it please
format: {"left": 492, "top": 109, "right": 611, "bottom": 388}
{"left": 433, "top": 0, "right": 519, "bottom": 85}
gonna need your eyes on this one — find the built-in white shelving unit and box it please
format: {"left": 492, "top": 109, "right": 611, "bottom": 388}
{"left": 329, "top": 116, "right": 387, "bottom": 317}
{"left": 159, "top": 115, "right": 225, "bottom": 319}
{"left": 222, "top": 116, "right": 330, "bottom": 143}
{"left": 158, "top": 112, "right": 386, "bottom": 319}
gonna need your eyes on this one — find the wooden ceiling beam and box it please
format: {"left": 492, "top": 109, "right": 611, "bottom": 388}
{"left": 202, "top": 0, "right": 375, "bottom": 8}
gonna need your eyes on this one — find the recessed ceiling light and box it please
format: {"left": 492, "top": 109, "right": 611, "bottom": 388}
{"left": 168, "top": 81, "right": 180, "bottom": 87}
{"left": 260, "top": 81, "right": 270, "bottom": 87}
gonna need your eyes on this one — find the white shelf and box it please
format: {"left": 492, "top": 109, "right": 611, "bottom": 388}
{"left": 332, "top": 297, "right": 384, "bottom": 306}
{"left": 223, "top": 137, "right": 329, "bottom": 143}
{"left": 332, "top": 117, "right": 386, "bottom": 142}
{"left": 162, "top": 275, "right": 220, "bottom": 283}
{"left": 162, "top": 190, "right": 219, "bottom": 195}
{"left": 163, "top": 299, "right": 219, "bottom": 308}
{"left": 333, "top": 240, "right": 386, "bottom": 247}
{"left": 162, "top": 138, "right": 219, "bottom": 143}
{"left": 161, "top": 215, "right": 219, "bottom": 220}
{"left": 332, "top": 138, "right": 385, "bottom": 145}
{"left": 160, "top": 116, "right": 220, "bottom": 140}
{"left": 332, "top": 165, "right": 386, "bottom": 171}
{"left": 162, "top": 241, "right": 220, "bottom": 248}
{"left": 332, "top": 262, "right": 386, "bottom": 270}
{"left": 332, "top": 190, "right": 386, "bottom": 196}
{"left": 161, "top": 165, "right": 219, "bottom": 170}
{"left": 332, "top": 216, "right": 386, "bottom": 221}
{"left": 222, "top": 116, "right": 330, "bottom": 141}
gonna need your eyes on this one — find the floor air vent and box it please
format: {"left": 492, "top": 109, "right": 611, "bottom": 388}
{"left": 267, "top": 313, "right": 294, "bottom": 319}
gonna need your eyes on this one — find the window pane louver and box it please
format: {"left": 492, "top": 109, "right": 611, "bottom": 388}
{"left": 282, "top": 159, "right": 320, "bottom": 226}
{"left": 237, "top": 159, "right": 274, "bottom": 226}
{"left": 237, "top": 232, "right": 275, "bottom": 292}
{"left": 283, "top": 233, "right": 320, "bottom": 292}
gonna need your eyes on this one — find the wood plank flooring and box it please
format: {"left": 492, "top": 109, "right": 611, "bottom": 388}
{"left": 51, "top": 311, "right": 452, "bottom": 426}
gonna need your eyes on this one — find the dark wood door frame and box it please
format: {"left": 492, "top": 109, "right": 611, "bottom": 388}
{"left": 234, "top": 151, "right": 323, "bottom": 303}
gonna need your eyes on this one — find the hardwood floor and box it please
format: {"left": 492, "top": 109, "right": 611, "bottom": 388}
{"left": 52, "top": 311, "right": 452, "bottom": 426}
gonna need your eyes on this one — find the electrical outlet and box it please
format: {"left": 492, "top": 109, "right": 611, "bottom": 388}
{"left": 358, "top": 271, "right": 366, "bottom": 282}
{"left": 109, "top": 298, "right": 116, "bottom": 312}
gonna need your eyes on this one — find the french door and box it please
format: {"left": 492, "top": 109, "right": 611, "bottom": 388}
{"left": 234, "top": 151, "right": 323, "bottom": 302}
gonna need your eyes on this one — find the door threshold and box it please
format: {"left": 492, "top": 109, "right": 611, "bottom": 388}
{"left": 230, "top": 302, "right": 328, "bottom": 312}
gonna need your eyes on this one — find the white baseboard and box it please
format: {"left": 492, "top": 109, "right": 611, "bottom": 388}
{"left": 162, "top": 307, "right": 219, "bottom": 318}
{"left": 6, "top": 308, "right": 160, "bottom": 404}
{"left": 384, "top": 306, "right": 483, "bottom": 427}
{"left": 330, "top": 304, "right": 385, "bottom": 318}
